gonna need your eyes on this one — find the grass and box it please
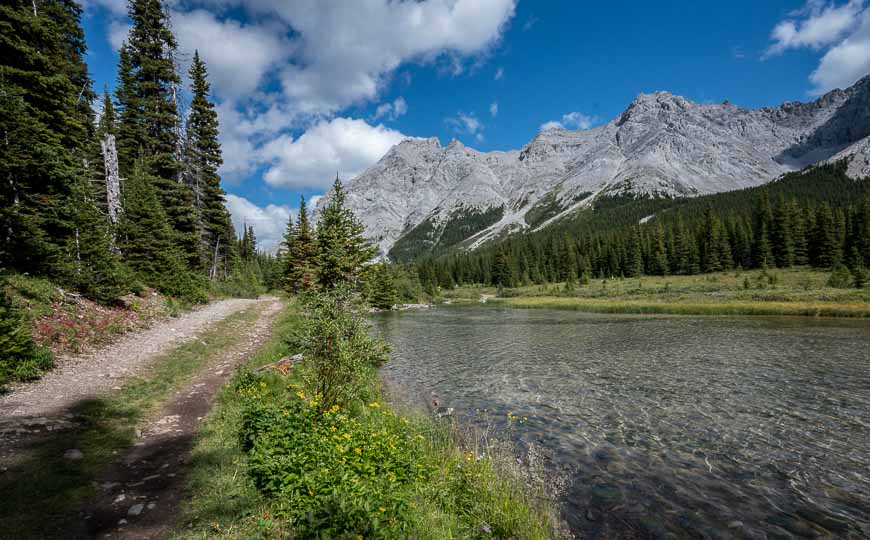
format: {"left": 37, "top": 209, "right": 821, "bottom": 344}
{"left": 442, "top": 267, "right": 870, "bottom": 317}
{"left": 0, "top": 304, "right": 265, "bottom": 538}
{"left": 172, "top": 301, "right": 561, "bottom": 539}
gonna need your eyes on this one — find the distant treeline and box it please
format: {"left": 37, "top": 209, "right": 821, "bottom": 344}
{"left": 414, "top": 164, "right": 870, "bottom": 290}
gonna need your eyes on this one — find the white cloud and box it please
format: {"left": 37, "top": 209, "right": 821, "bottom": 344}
{"left": 766, "top": 0, "right": 863, "bottom": 56}
{"left": 446, "top": 111, "right": 484, "bottom": 141}
{"left": 108, "top": 19, "right": 131, "bottom": 50}
{"left": 92, "top": 0, "right": 516, "bottom": 192}
{"left": 765, "top": 0, "right": 870, "bottom": 94}
{"left": 494, "top": 66, "right": 504, "bottom": 80}
{"left": 236, "top": 0, "right": 518, "bottom": 115}
{"left": 540, "top": 111, "right": 599, "bottom": 131}
{"left": 260, "top": 117, "right": 408, "bottom": 189}
{"left": 224, "top": 194, "right": 295, "bottom": 253}
{"left": 373, "top": 96, "right": 408, "bottom": 121}
{"left": 810, "top": 9, "right": 870, "bottom": 92}
{"left": 171, "top": 11, "right": 291, "bottom": 100}
{"left": 489, "top": 101, "right": 499, "bottom": 117}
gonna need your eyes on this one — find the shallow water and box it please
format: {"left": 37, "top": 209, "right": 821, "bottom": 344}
{"left": 372, "top": 306, "right": 870, "bottom": 539}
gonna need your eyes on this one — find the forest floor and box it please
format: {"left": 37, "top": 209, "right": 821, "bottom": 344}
{"left": 443, "top": 267, "right": 870, "bottom": 317}
{"left": 0, "top": 295, "right": 282, "bottom": 539}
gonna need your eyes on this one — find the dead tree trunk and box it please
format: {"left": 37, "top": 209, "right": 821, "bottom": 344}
{"left": 209, "top": 235, "right": 221, "bottom": 280}
{"left": 101, "top": 134, "right": 121, "bottom": 226}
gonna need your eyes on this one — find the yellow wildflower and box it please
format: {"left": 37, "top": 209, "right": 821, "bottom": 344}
{"left": 296, "top": 391, "right": 305, "bottom": 400}
{"left": 354, "top": 447, "right": 361, "bottom": 455}
{"left": 343, "top": 432, "right": 351, "bottom": 440}
{"left": 368, "top": 402, "right": 380, "bottom": 409}
{"left": 379, "top": 507, "right": 386, "bottom": 513}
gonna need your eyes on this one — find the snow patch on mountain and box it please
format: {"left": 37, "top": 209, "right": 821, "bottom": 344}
{"left": 319, "top": 75, "right": 870, "bottom": 258}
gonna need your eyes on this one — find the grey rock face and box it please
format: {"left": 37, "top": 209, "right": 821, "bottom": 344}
{"left": 319, "top": 75, "right": 870, "bottom": 257}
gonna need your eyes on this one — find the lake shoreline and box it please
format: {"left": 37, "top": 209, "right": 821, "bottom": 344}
{"left": 436, "top": 268, "right": 870, "bottom": 318}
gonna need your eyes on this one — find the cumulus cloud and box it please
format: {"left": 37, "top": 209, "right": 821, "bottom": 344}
{"left": 765, "top": 0, "right": 870, "bottom": 94}
{"left": 224, "top": 194, "right": 295, "bottom": 253}
{"left": 172, "top": 11, "right": 291, "bottom": 100}
{"left": 540, "top": 111, "right": 599, "bottom": 131}
{"left": 489, "top": 101, "right": 499, "bottom": 117}
{"left": 446, "top": 111, "right": 484, "bottom": 141}
{"left": 259, "top": 117, "right": 408, "bottom": 190}
{"left": 373, "top": 96, "right": 408, "bottom": 121}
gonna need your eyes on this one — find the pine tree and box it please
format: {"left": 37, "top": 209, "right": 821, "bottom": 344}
{"left": 115, "top": 0, "right": 197, "bottom": 262}
{"left": 118, "top": 160, "right": 205, "bottom": 301}
{"left": 771, "top": 196, "right": 795, "bottom": 268}
{"left": 752, "top": 193, "right": 774, "bottom": 268}
{"left": 650, "top": 224, "right": 669, "bottom": 275}
{"left": 811, "top": 203, "right": 839, "bottom": 268}
{"left": 625, "top": 227, "right": 644, "bottom": 277}
{"left": 0, "top": 0, "right": 96, "bottom": 274}
{"left": 316, "top": 177, "right": 377, "bottom": 290}
{"left": 368, "top": 263, "right": 398, "bottom": 309}
{"left": 284, "top": 195, "right": 319, "bottom": 293}
{"left": 183, "top": 51, "right": 232, "bottom": 276}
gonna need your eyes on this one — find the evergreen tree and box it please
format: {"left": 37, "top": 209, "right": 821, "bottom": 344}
{"left": 183, "top": 51, "right": 232, "bottom": 276}
{"left": 115, "top": 0, "right": 196, "bottom": 260}
{"left": 367, "top": 263, "right": 398, "bottom": 309}
{"left": 752, "top": 193, "right": 774, "bottom": 268}
{"left": 650, "top": 224, "right": 669, "bottom": 275}
{"left": 811, "top": 203, "right": 839, "bottom": 268}
{"left": 771, "top": 196, "right": 795, "bottom": 268}
{"left": 117, "top": 160, "right": 205, "bottom": 301}
{"left": 0, "top": 0, "right": 95, "bottom": 274}
{"left": 625, "top": 227, "right": 644, "bottom": 277}
{"left": 284, "top": 195, "right": 319, "bottom": 293}
{"left": 316, "top": 177, "right": 377, "bottom": 290}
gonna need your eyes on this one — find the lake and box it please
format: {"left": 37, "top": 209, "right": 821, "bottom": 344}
{"left": 372, "top": 306, "right": 870, "bottom": 539}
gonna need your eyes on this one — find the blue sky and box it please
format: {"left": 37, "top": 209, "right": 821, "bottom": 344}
{"left": 80, "top": 0, "right": 870, "bottom": 250}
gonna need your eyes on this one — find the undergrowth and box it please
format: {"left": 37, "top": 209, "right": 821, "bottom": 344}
{"left": 174, "top": 299, "right": 561, "bottom": 539}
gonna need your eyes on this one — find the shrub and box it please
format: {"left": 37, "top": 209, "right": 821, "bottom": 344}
{"left": 827, "top": 264, "right": 854, "bottom": 289}
{"left": 297, "top": 288, "right": 390, "bottom": 412}
{"left": 238, "top": 374, "right": 430, "bottom": 538}
{"left": 0, "top": 290, "right": 52, "bottom": 387}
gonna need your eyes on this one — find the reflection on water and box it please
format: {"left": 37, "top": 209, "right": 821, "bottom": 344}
{"left": 372, "top": 306, "right": 870, "bottom": 539}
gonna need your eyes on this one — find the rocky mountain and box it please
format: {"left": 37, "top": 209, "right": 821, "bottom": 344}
{"left": 321, "top": 75, "right": 870, "bottom": 260}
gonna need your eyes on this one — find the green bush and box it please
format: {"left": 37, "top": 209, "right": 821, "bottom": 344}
{"left": 827, "top": 263, "right": 854, "bottom": 289}
{"left": 0, "top": 291, "right": 53, "bottom": 387}
{"left": 238, "top": 374, "right": 430, "bottom": 539}
{"left": 297, "top": 289, "right": 390, "bottom": 412}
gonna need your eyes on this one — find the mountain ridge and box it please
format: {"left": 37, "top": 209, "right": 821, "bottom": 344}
{"left": 317, "top": 75, "right": 870, "bottom": 259}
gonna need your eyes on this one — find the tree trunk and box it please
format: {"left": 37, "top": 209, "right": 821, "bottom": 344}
{"left": 101, "top": 134, "right": 122, "bottom": 225}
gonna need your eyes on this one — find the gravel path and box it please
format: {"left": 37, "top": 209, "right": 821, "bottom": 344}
{"left": 66, "top": 297, "right": 284, "bottom": 539}
{"left": 0, "top": 297, "right": 261, "bottom": 425}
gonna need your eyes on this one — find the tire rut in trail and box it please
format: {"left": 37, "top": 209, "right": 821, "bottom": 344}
{"left": 60, "top": 298, "right": 283, "bottom": 540}
{"left": 0, "top": 297, "right": 261, "bottom": 432}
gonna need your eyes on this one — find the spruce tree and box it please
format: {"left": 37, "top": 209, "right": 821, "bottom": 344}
{"left": 115, "top": 0, "right": 197, "bottom": 262}
{"left": 184, "top": 51, "right": 232, "bottom": 276}
{"left": 118, "top": 160, "right": 205, "bottom": 301}
{"left": 0, "top": 0, "right": 95, "bottom": 274}
{"left": 316, "top": 177, "right": 377, "bottom": 290}
{"left": 284, "top": 196, "right": 319, "bottom": 293}
{"left": 650, "top": 224, "right": 669, "bottom": 275}
{"left": 368, "top": 263, "right": 398, "bottom": 309}
{"left": 771, "top": 196, "right": 795, "bottom": 268}
{"left": 625, "top": 227, "right": 644, "bottom": 277}
{"left": 811, "top": 204, "right": 839, "bottom": 268}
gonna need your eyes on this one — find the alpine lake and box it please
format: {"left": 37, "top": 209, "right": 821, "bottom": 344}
{"left": 372, "top": 306, "right": 870, "bottom": 539}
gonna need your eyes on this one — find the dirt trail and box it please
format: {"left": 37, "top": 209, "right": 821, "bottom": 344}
{"left": 62, "top": 297, "right": 283, "bottom": 539}
{"left": 0, "top": 297, "right": 259, "bottom": 441}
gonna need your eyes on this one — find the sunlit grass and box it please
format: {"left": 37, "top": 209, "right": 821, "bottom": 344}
{"left": 443, "top": 268, "right": 870, "bottom": 317}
